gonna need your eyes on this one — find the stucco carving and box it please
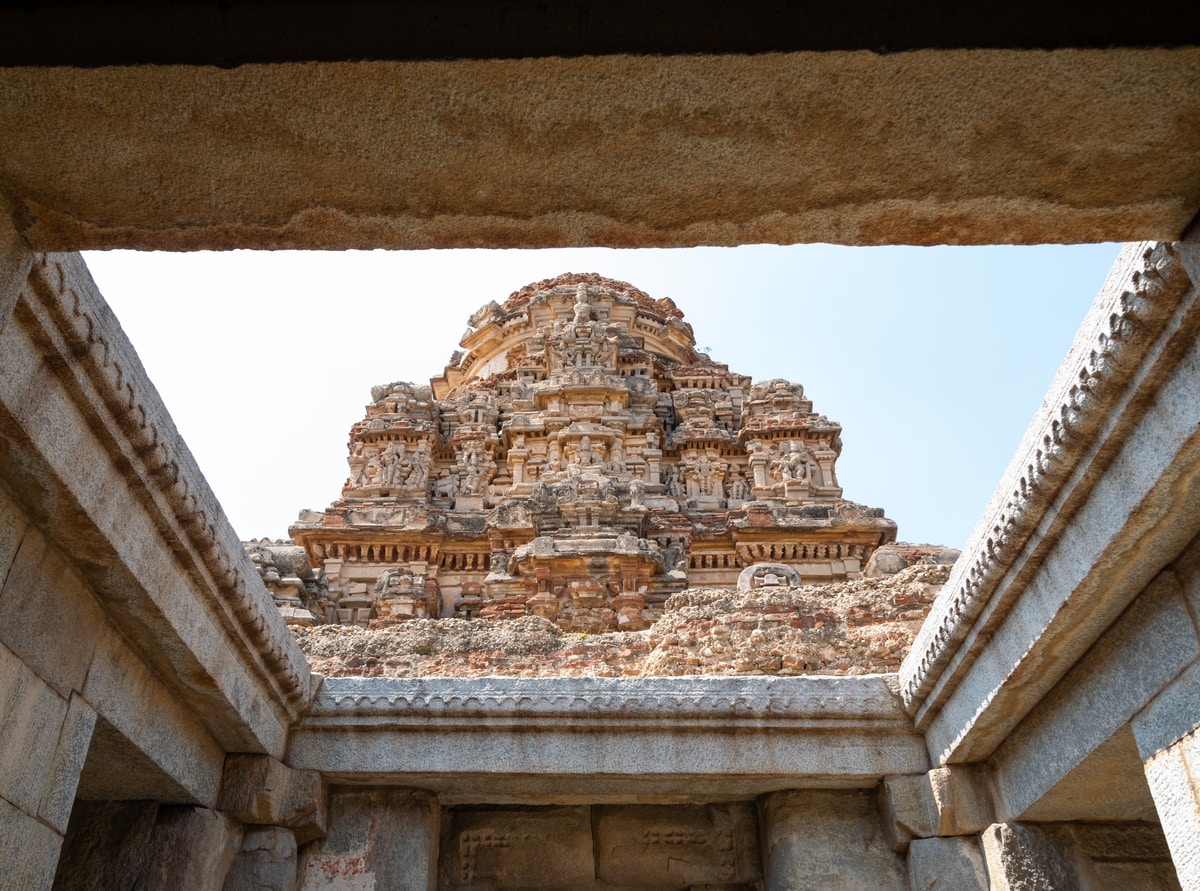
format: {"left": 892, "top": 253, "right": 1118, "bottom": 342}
{"left": 291, "top": 274, "right": 895, "bottom": 631}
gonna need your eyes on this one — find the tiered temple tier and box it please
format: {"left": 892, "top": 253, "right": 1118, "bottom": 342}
{"left": 290, "top": 274, "right": 896, "bottom": 629}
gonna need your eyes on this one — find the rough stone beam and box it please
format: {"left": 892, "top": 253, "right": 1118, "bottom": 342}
{"left": 1, "top": 51, "right": 1198, "bottom": 251}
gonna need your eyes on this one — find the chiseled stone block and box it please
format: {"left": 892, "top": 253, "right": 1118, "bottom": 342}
{"left": 0, "top": 642, "right": 68, "bottom": 820}
{"left": 301, "top": 789, "right": 438, "bottom": 891}
{"left": 881, "top": 774, "right": 939, "bottom": 850}
{"left": 219, "top": 754, "right": 326, "bottom": 843}
{"left": 0, "top": 482, "right": 28, "bottom": 589}
{"left": 0, "top": 795, "right": 64, "bottom": 891}
{"left": 980, "top": 823, "right": 1078, "bottom": 891}
{"left": 0, "top": 526, "right": 104, "bottom": 698}
{"left": 907, "top": 836, "right": 987, "bottom": 891}
{"left": 1142, "top": 732, "right": 1200, "bottom": 890}
{"left": 928, "top": 766, "right": 993, "bottom": 836}
{"left": 594, "top": 803, "right": 761, "bottom": 887}
{"left": 0, "top": 208, "right": 31, "bottom": 337}
{"left": 53, "top": 800, "right": 160, "bottom": 891}
{"left": 224, "top": 826, "right": 298, "bottom": 891}
{"left": 761, "top": 790, "right": 905, "bottom": 891}
{"left": 439, "top": 805, "right": 594, "bottom": 889}
{"left": 993, "top": 570, "right": 1199, "bottom": 822}
{"left": 142, "top": 806, "right": 242, "bottom": 891}
{"left": 38, "top": 692, "right": 96, "bottom": 834}
{"left": 81, "top": 623, "right": 225, "bottom": 806}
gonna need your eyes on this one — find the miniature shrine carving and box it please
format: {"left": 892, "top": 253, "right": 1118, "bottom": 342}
{"left": 289, "top": 273, "right": 896, "bottom": 631}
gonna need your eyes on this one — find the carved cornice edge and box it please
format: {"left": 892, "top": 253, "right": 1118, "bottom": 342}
{"left": 304, "top": 675, "right": 911, "bottom": 723}
{"left": 25, "top": 253, "right": 311, "bottom": 711}
{"left": 898, "top": 242, "right": 1192, "bottom": 718}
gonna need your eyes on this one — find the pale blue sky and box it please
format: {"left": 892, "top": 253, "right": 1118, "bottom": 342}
{"left": 83, "top": 244, "right": 1121, "bottom": 548}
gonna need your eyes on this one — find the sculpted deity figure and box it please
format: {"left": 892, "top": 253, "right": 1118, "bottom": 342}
{"left": 572, "top": 283, "right": 594, "bottom": 325}
{"left": 727, "top": 468, "right": 750, "bottom": 502}
{"left": 460, "top": 444, "right": 492, "bottom": 495}
{"left": 773, "top": 442, "right": 811, "bottom": 483}
{"left": 403, "top": 441, "right": 431, "bottom": 489}
{"left": 571, "top": 435, "right": 602, "bottom": 473}
{"left": 387, "top": 443, "right": 409, "bottom": 485}
{"left": 607, "top": 440, "right": 625, "bottom": 472}
{"left": 664, "top": 463, "right": 685, "bottom": 497}
{"left": 376, "top": 443, "right": 395, "bottom": 484}
{"left": 629, "top": 477, "right": 646, "bottom": 507}
{"left": 695, "top": 455, "right": 723, "bottom": 496}
{"left": 546, "top": 439, "right": 563, "bottom": 473}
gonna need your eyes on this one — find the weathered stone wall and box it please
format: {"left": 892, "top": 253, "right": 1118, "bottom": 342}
{"left": 294, "top": 562, "right": 946, "bottom": 678}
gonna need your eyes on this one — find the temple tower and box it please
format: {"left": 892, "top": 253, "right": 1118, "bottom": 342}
{"left": 289, "top": 273, "right": 896, "bottom": 630}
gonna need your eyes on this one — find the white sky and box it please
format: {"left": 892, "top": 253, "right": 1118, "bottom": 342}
{"left": 82, "top": 243, "right": 1121, "bottom": 549}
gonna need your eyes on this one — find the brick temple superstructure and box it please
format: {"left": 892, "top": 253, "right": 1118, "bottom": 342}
{"left": 289, "top": 273, "right": 896, "bottom": 631}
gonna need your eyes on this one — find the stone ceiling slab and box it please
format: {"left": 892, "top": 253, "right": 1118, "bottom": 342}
{"left": 1, "top": 49, "right": 1198, "bottom": 251}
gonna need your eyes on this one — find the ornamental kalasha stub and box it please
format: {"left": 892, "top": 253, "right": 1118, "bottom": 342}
{"left": 289, "top": 273, "right": 896, "bottom": 632}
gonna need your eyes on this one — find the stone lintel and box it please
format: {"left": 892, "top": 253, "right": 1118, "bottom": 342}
{"left": 903, "top": 242, "right": 1200, "bottom": 763}
{"left": 287, "top": 676, "right": 928, "bottom": 802}
{"left": 990, "top": 567, "right": 1199, "bottom": 822}
{"left": 1, "top": 51, "right": 1198, "bottom": 251}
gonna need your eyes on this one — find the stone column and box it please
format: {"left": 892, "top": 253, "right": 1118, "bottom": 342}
{"left": 1131, "top": 655, "right": 1200, "bottom": 890}
{"left": 299, "top": 788, "right": 439, "bottom": 891}
{"left": 0, "top": 677, "right": 95, "bottom": 891}
{"left": 54, "top": 802, "right": 241, "bottom": 891}
{"left": 981, "top": 822, "right": 1180, "bottom": 890}
{"left": 760, "top": 790, "right": 905, "bottom": 890}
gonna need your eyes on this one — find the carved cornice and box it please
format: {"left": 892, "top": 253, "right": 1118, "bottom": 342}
{"left": 303, "top": 675, "right": 912, "bottom": 727}
{"left": 24, "top": 253, "right": 311, "bottom": 711}
{"left": 899, "top": 242, "right": 1193, "bottom": 718}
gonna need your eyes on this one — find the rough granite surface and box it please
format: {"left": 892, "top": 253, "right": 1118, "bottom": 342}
{"left": 294, "top": 563, "right": 948, "bottom": 678}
